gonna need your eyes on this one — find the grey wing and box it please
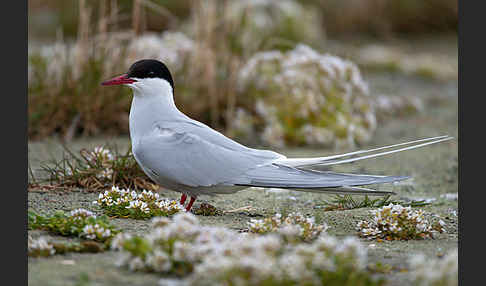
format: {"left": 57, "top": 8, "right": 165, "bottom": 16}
{"left": 162, "top": 119, "right": 284, "bottom": 160}
{"left": 135, "top": 124, "right": 280, "bottom": 187}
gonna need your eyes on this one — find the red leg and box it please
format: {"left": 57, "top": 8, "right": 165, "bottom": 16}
{"left": 185, "top": 197, "right": 196, "bottom": 212}
{"left": 180, "top": 194, "right": 187, "bottom": 205}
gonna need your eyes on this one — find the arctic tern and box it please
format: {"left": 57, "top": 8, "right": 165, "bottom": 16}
{"left": 102, "top": 59, "right": 453, "bottom": 211}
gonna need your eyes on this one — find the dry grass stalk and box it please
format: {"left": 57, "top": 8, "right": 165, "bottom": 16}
{"left": 224, "top": 58, "right": 239, "bottom": 136}
{"left": 35, "top": 145, "right": 156, "bottom": 192}
{"left": 132, "top": 0, "right": 145, "bottom": 36}
{"left": 77, "top": 0, "right": 91, "bottom": 66}
{"left": 190, "top": 1, "right": 219, "bottom": 128}
{"left": 110, "top": 0, "right": 119, "bottom": 31}
{"left": 98, "top": 0, "right": 109, "bottom": 41}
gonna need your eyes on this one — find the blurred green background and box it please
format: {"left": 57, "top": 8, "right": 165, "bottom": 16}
{"left": 28, "top": 0, "right": 457, "bottom": 147}
{"left": 29, "top": 0, "right": 457, "bottom": 42}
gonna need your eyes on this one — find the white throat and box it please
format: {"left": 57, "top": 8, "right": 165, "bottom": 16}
{"left": 130, "top": 78, "right": 176, "bottom": 107}
{"left": 128, "top": 78, "right": 182, "bottom": 140}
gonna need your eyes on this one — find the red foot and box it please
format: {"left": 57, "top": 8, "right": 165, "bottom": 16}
{"left": 180, "top": 194, "right": 187, "bottom": 205}
{"left": 186, "top": 197, "right": 196, "bottom": 212}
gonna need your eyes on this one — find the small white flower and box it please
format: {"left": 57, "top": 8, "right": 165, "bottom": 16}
{"left": 111, "top": 233, "right": 132, "bottom": 250}
{"left": 409, "top": 249, "right": 458, "bottom": 286}
{"left": 128, "top": 257, "right": 145, "bottom": 271}
{"left": 28, "top": 236, "right": 55, "bottom": 256}
{"left": 70, "top": 208, "right": 96, "bottom": 219}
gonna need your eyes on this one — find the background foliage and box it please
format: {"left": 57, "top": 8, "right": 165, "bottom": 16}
{"left": 28, "top": 0, "right": 457, "bottom": 147}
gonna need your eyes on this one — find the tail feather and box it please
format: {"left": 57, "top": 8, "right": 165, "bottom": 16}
{"left": 235, "top": 164, "right": 408, "bottom": 196}
{"left": 292, "top": 186, "right": 395, "bottom": 196}
{"left": 232, "top": 136, "right": 454, "bottom": 196}
{"left": 276, "top": 135, "right": 453, "bottom": 168}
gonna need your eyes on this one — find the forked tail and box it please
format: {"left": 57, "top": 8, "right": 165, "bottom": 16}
{"left": 275, "top": 135, "right": 453, "bottom": 168}
{"left": 236, "top": 135, "right": 453, "bottom": 196}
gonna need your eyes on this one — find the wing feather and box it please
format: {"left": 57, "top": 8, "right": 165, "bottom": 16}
{"left": 133, "top": 124, "right": 278, "bottom": 187}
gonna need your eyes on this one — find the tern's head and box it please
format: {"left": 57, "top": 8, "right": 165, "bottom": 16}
{"left": 101, "top": 59, "right": 174, "bottom": 96}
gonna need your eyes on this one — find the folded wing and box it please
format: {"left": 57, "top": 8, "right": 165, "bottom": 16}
{"left": 135, "top": 124, "right": 280, "bottom": 187}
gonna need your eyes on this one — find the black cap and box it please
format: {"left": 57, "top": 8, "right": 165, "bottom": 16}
{"left": 127, "top": 59, "right": 174, "bottom": 89}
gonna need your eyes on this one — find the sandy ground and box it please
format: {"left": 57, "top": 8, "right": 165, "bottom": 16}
{"left": 28, "top": 45, "right": 458, "bottom": 285}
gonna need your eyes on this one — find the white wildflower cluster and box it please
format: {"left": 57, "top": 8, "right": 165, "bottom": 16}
{"left": 110, "top": 232, "right": 133, "bottom": 251}
{"left": 255, "top": 100, "right": 286, "bottom": 148}
{"left": 28, "top": 236, "right": 55, "bottom": 257}
{"left": 237, "top": 44, "right": 376, "bottom": 147}
{"left": 28, "top": 31, "right": 194, "bottom": 90}
{"left": 88, "top": 146, "right": 114, "bottom": 162}
{"left": 191, "top": 234, "right": 369, "bottom": 286}
{"left": 248, "top": 212, "right": 328, "bottom": 242}
{"left": 113, "top": 213, "right": 223, "bottom": 272}
{"left": 113, "top": 212, "right": 372, "bottom": 285}
{"left": 96, "top": 168, "right": 114, "bottom": 180}
{"left": 93, "top": 186, "right": 184, "bottom": 218}
{"left": 82, "top": 146, "right": 115, "bottom": 180}
{"left": 29, "top": 208, "right": 118, "bottom": 244}
{"left": 357, "top": 203, "right": 446, "bottom": 240}
{"left": 409, "top": 248, "right": 458, "bottom": 286}
{"left": 69, "top": 208, "right": 113, "bottom": 240}
{"left": 153, "top": 199, "right": 185, "bottom": 213}
{"left": 126, "top": 31, "right": 194, "bottom": 73}
{"left": 231, "top": 108, "right": 256, "bottom": 139}
{"left": 225, "top": 0, "right": 322, "bottom": 52}
{"left": 69, "top": 208, "right": 96, "bottom": 220}
{"left": 28, "top": 38, "right": 124, "bottom": 88}
{"left": 126, "top": 200, "right": 150, "bottom": 214}
{"left": 81, "top": 223, "right": 112, "bottom": 240}
{"left": 29, "top": 43, "right": 69, "bottom": 87}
